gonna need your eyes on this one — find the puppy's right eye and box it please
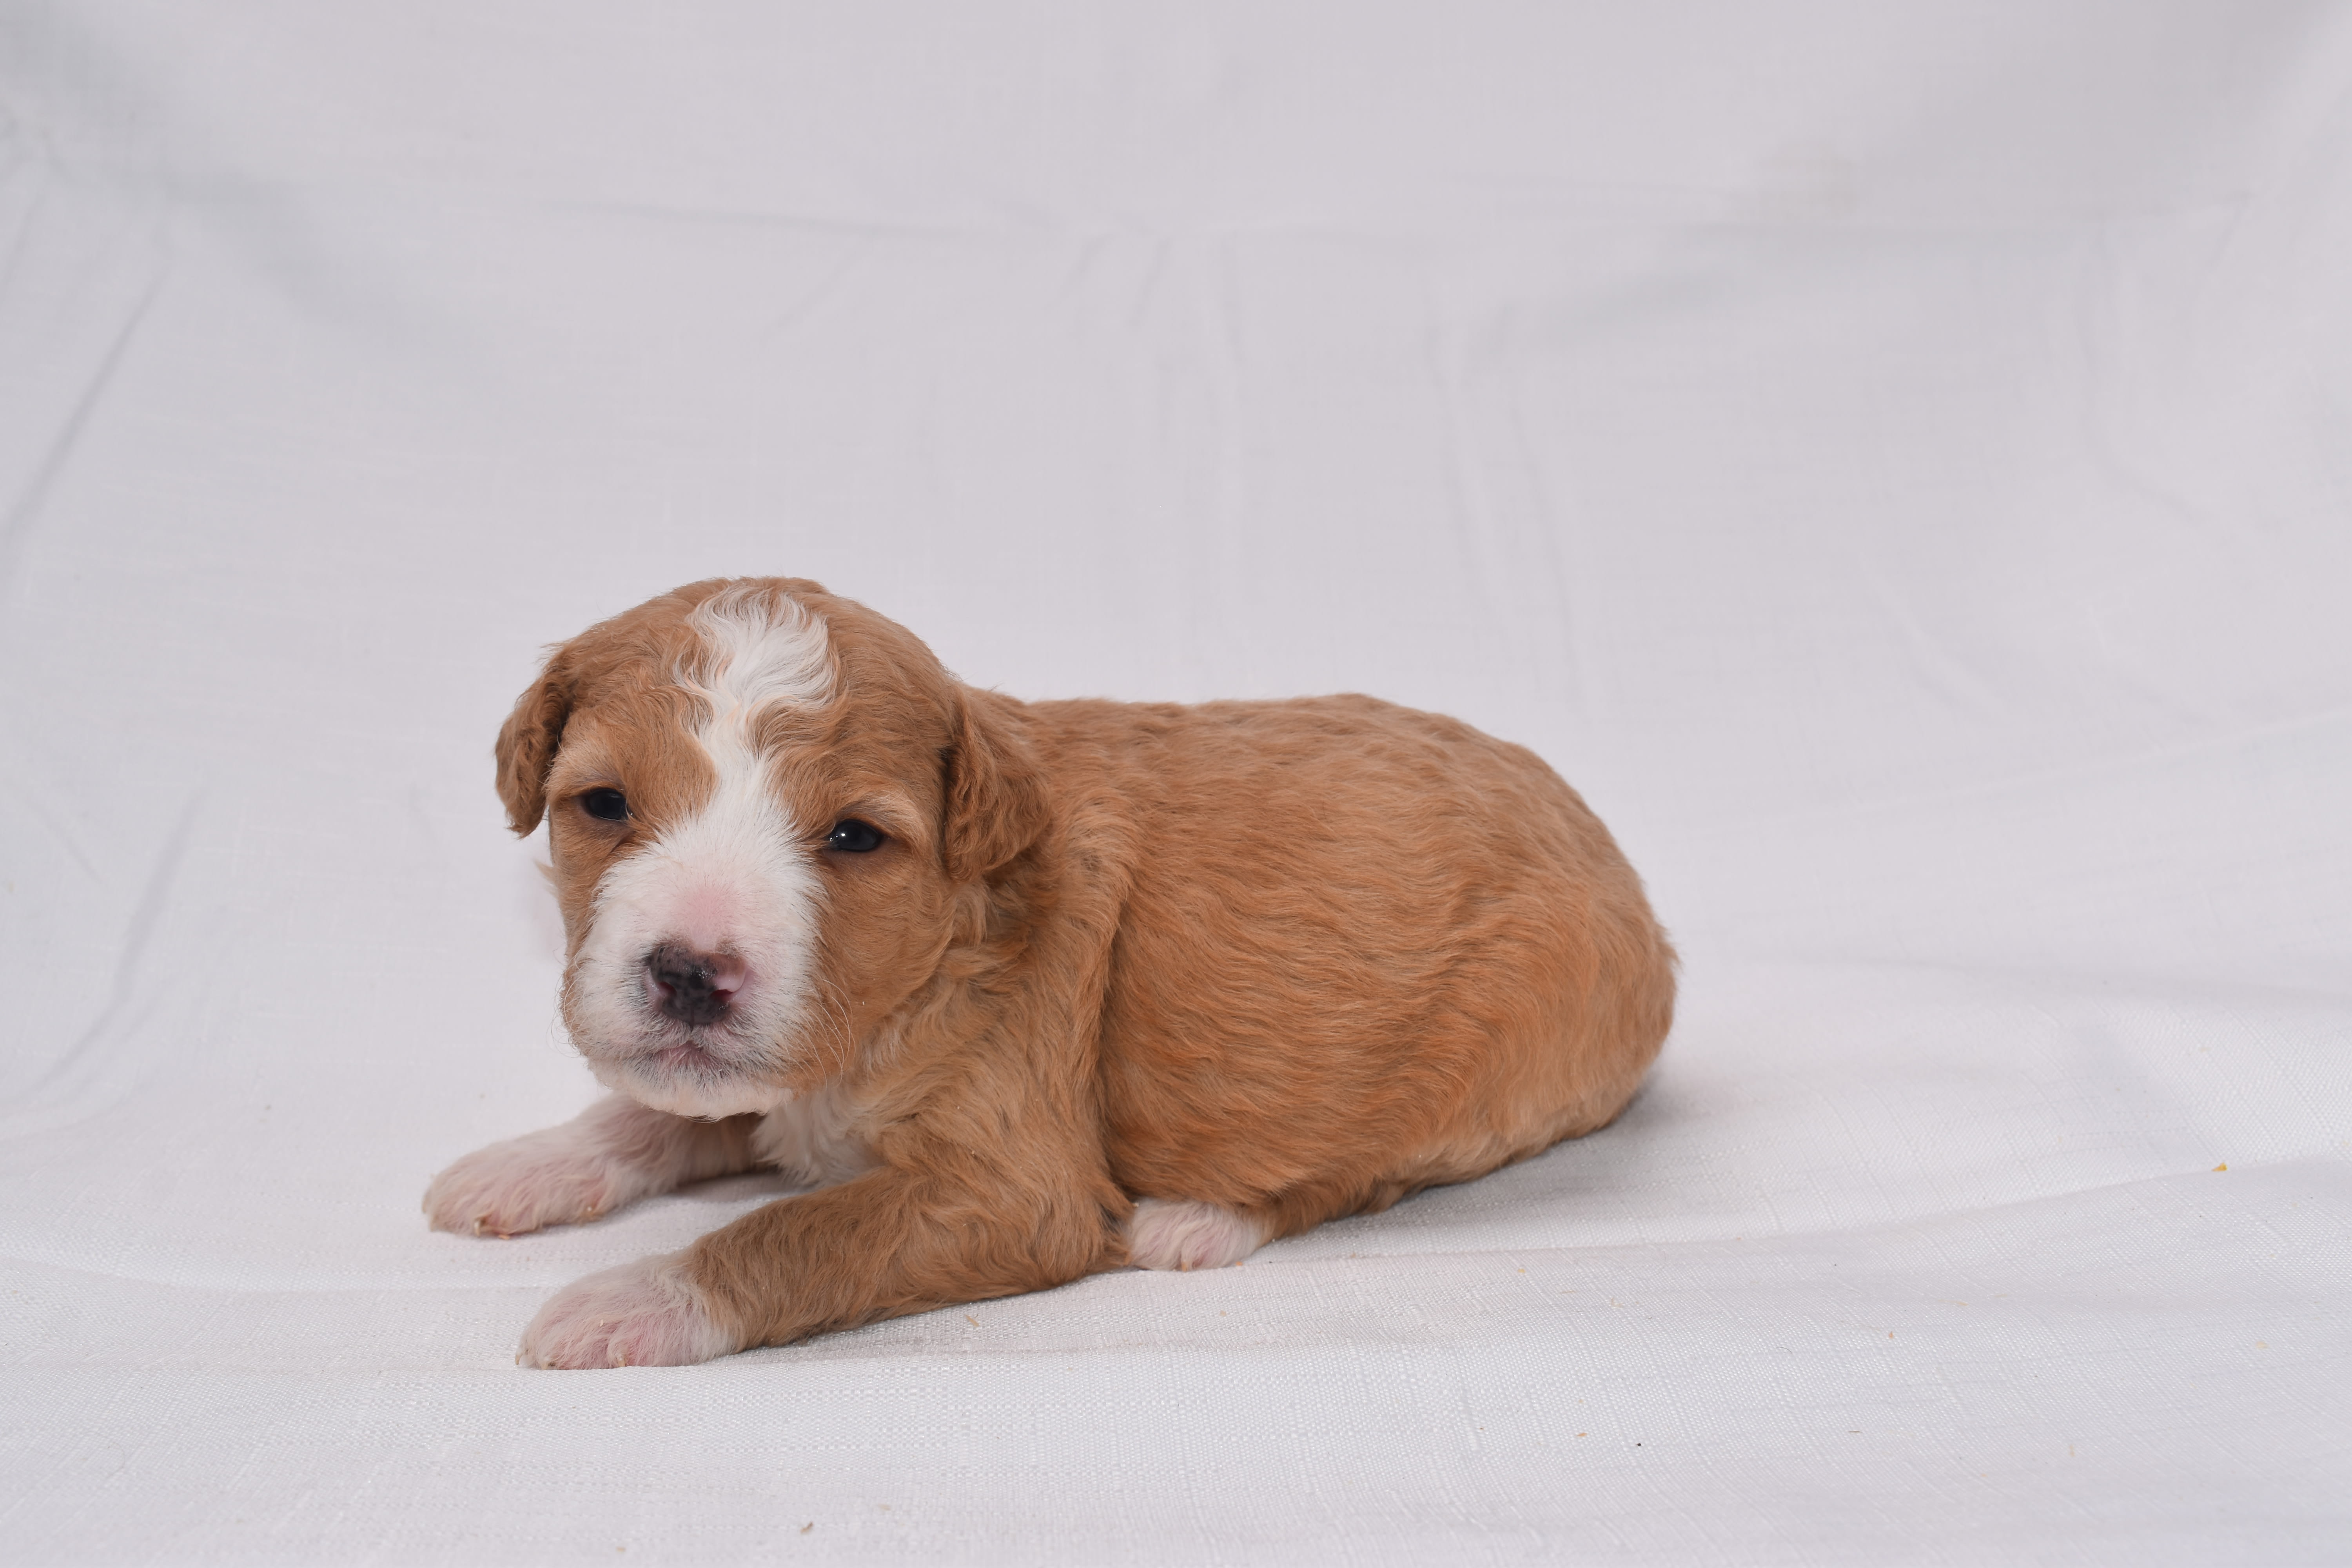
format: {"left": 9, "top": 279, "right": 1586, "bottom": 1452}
{"left": 580, "top": 788, "right": 629, "bottom": 822}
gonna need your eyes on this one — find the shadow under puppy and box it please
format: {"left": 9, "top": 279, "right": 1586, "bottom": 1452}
{"left": 426, "top": 578, "right": 1676, "bottom": 1367}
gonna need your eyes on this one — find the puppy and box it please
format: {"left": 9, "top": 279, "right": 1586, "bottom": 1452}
{"left": 426, "top": 579, "right": 1674, "bottom": 1367}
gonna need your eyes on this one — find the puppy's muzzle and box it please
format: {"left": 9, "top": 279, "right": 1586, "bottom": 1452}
{"left": 644, "top": 944, "right": 748, "bottom": 1027}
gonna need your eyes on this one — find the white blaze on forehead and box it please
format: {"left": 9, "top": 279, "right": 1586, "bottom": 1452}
{"left": 678, "top": 584, "right": 835, "bottom": 728}
{"left": 563, "top": 587, "right": 838, "bottom": 1118}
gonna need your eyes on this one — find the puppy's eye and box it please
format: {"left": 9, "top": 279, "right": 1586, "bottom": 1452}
{"left": 580, "top": 788, "right": 629, "bottom": 822}
{"left": 827, "top": 819, "right": 885, "bottom": 853}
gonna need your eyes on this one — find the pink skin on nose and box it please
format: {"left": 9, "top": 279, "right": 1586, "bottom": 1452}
{"left": 668, "top": 885, "right": 750, "bottom": 968}
{"left": 642, "top": 946, "right": 751, "bottom": 1034}
{"left": 638, "top": 884, "right": 757, "bottom": 1017}
{"left": 699, "top": 951, "right": 749, "bottom": 998}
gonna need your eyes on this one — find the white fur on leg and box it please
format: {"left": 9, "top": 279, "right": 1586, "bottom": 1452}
{"left": 519, "top": 1250, "right": 737, "bottom": 1369}
{"left": 1125, "top": 1198, "right": 1264, "bottom": 1271}
{"left": 425, "top": 1099, "right": 670, "bottom": 1236}
{"left": 425, "top": 1127, "right": 627, "bottom": 1237}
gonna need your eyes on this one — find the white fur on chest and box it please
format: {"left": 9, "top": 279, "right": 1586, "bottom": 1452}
{"left": 751, "top": 1080, "right": 877, "bottom": 1187}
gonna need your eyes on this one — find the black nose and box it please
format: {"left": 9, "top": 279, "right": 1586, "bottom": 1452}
{"left": 644, "top": 944, "right": 746, "bottom": 1027}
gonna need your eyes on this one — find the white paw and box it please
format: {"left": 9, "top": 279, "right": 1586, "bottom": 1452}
{"left": 423, "top": 1129, "right": 628, "bottom": 1237}
{"left": 519, "top": 1251, "right": 737, "bottom": 1369}
{"left": 1125, "top": 1198, "right": 1264, "bottom": 1271}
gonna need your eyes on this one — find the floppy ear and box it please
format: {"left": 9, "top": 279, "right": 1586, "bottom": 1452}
{"left": 942, "top": 689, "right": 1050, "bottom": 883}
{"left": 494, "top": 653, "right": 574, "bottom": 835}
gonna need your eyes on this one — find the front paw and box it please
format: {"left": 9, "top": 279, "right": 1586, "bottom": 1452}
{"left": 424, "top": 1129, "right": 627, "bottom": 1237}
{"left": 519, "top": 1251, "right": 738, "bottom": 1369}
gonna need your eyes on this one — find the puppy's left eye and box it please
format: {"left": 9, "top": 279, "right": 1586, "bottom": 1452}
{"left": 827, "top": 820, "right": 886, "bottom": 853}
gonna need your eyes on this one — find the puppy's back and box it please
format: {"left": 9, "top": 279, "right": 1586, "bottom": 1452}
{"left": 1024, "top": 694, "right": 1674, "bottom": 1231}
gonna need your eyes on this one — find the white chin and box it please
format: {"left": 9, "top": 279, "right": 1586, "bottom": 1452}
{"left": 592, "top": 1058, "right": 784, "bottom": 1120}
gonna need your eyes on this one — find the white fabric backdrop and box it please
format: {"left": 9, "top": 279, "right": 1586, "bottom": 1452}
{"left": 4, "top": 4, "right": 2348, "bottom": 1562}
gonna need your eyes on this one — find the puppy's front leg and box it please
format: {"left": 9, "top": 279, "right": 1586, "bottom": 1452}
{"left": 424, "top": 1094, "right": 758, "bottom": 1238}
{"left": 520, "top": 1160, "right": 1116, "bottom": 1368}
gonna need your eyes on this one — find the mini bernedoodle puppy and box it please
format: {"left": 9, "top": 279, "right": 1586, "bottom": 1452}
{"left": 426, "top": 578, "right": 1675, "bottom": 1367}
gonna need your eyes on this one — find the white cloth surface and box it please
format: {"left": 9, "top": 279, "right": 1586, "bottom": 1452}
{"left": 3, "top": 4, "right": 2348, "bottom": 1561}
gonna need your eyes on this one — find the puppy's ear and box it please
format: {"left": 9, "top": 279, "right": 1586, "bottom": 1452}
{"left": 943, "top": 689, "right": 1049, "bottom": 882}
{"left": 494, "top": 653, "right": 574, "bottom": 836}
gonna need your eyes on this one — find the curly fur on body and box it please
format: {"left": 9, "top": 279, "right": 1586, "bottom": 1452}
{"left": 425, "top": 579, "right": 1675, "bottom": 1367}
